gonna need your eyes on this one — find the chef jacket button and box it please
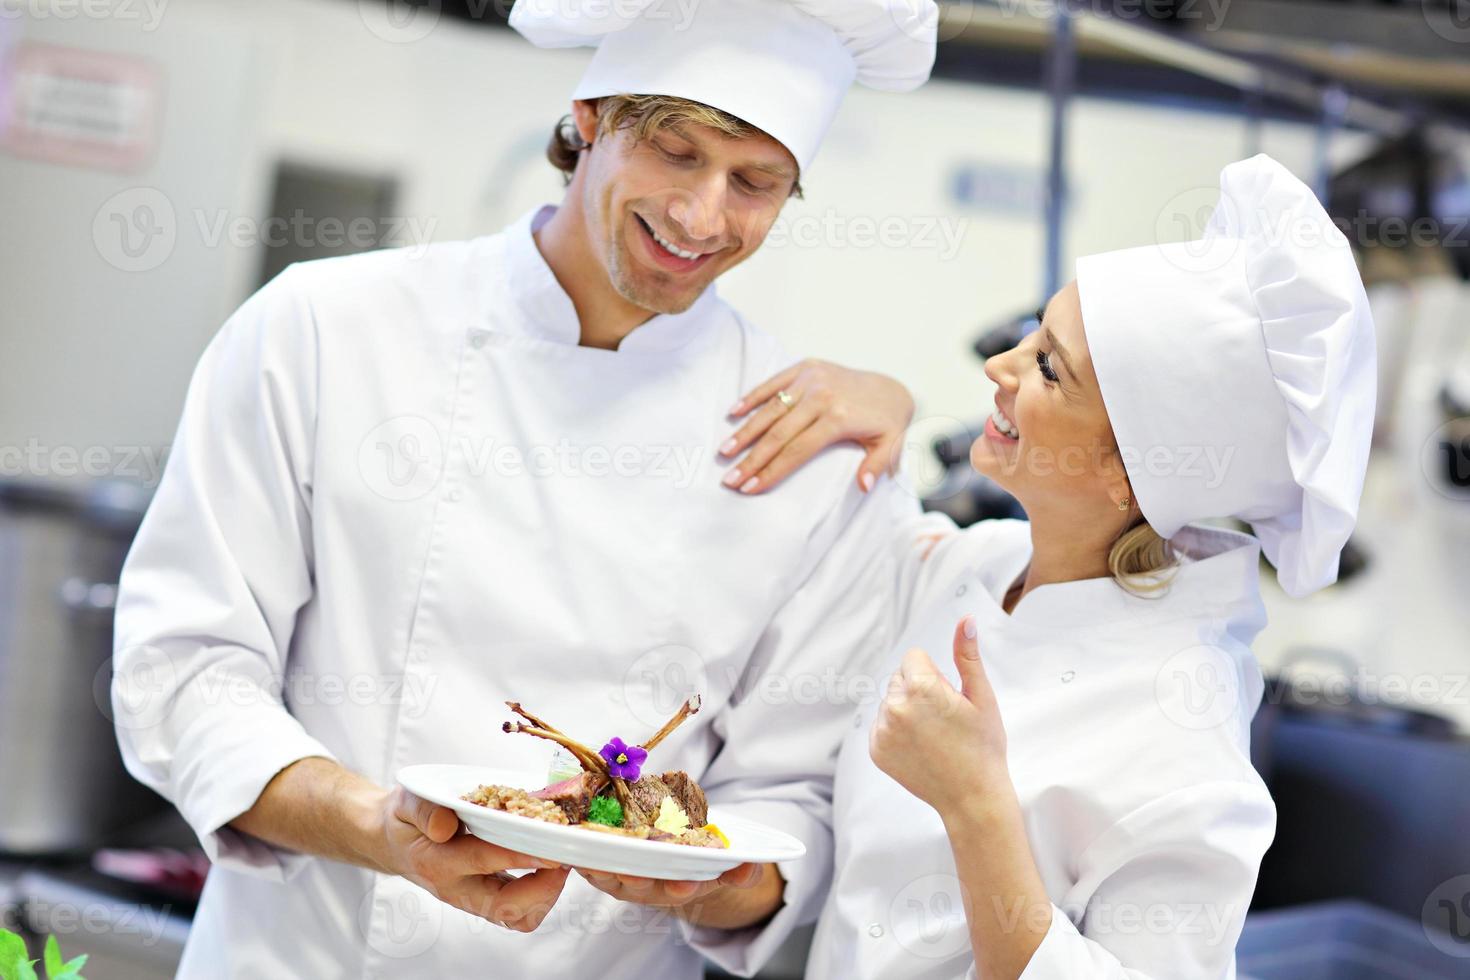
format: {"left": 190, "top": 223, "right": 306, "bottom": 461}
{"left": 868, "top": 924, "right": 884, "bottom": 938}
{"left": 469, "top": 330, "right": 489, "bottom": 349}
{"left": 954, "top": 583, "right": 968, "bottom": 597}
{"left": 447, "top": 489, "right": 462, "bottom": 502}
{"left": 1061, "top": 670, "right": 1076, "bottom": 683}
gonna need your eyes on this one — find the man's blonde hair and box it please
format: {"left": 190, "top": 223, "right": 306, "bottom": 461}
{"left": 547, "top": 94, "right": 803, "bottom": 197}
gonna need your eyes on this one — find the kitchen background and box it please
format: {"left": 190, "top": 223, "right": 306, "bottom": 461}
{"left": 1, "top": 0, "right": 1469, "bottom": 976}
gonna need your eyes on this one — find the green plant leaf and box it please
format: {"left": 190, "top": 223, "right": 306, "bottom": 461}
{"left": 41, "top": 937, "right": 61, "bottom": 979}
{"left": 57, "top": 953, "right": 87, "bottom": 979}
{"left": 0, "top": 928, "right": 39, "bottom": 980}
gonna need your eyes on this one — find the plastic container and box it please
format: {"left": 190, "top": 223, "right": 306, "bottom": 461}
{"left": 1237, "top": 900, "right": 1467, "bottom": 980}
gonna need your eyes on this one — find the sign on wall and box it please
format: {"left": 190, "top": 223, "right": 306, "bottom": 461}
{"left": 0, "top": 42, "right": 163, "bottom": 172}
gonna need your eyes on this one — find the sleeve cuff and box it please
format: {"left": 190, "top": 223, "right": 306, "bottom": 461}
{"left": 677, "top": 799, "right": 834, "bottom": 977}
{"left": 1017, "top": 904, "right": 1085, "bottom": 980}
{"left": 169, "top": 700, "right": 338, "bottom": 882}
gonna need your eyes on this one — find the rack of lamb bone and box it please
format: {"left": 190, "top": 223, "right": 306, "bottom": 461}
{"left": 461, "top": 696, "right": 728, "bottom": 848}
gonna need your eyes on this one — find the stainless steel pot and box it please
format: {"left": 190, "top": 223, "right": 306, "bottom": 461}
{"left": 0, "top": 479, "right": 164, "bottom": 855}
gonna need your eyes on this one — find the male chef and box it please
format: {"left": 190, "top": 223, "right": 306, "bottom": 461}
{"left": 110, "top": 1, "right": 936, "bottom": 977}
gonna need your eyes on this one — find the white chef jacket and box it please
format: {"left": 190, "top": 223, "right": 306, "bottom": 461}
{"left": 806, "top": 517, "right": 1278, "bottom": 980}
{"left": 111, "top": 206, "right": 912, "bottom": 979}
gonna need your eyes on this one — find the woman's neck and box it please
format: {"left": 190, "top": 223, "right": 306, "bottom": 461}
{"left": 1006, "top": 507, "right": 1118, "bottom": 613}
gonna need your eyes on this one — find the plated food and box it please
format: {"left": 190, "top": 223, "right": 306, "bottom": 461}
{"left": 461, "top": 697, "right": 730, "bottom": 849}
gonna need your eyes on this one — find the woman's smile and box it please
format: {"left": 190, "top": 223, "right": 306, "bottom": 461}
{"left": 986, "top": 402, "right": 1021, "bottom": 443}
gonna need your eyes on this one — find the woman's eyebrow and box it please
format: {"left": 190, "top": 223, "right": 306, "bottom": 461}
{"left": 1044, "top": 327, "right": 1079, "bottom": 382}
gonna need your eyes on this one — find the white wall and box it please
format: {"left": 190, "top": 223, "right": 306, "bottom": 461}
{"left": 1, "top": 0, "right": 1369, "bottom": 454}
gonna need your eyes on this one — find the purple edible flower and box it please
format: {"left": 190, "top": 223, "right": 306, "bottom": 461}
{"left": 599, "top": 737, "right": 647, "bottom": 781}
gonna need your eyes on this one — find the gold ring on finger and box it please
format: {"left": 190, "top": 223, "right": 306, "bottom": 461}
{"left": 776, "top": 389, "right": 797, "bottom": 410}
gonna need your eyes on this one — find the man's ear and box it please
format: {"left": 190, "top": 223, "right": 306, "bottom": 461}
{"left": 570, "top": 99, "right": 600, "bottom": 146}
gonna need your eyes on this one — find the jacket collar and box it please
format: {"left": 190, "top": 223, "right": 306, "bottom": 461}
{"left": 499, "top": 205, "right": 720, "bottom": 354}
{"left": 979, "top": 522, "right": 1265, "bottom": 635}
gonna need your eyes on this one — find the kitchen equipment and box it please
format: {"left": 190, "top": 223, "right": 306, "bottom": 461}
{"left": 0, "top": 478, "right": 164, "bottom": 855}
{"left": 1237, "top": 900, "right": 1466, "bottom": 979}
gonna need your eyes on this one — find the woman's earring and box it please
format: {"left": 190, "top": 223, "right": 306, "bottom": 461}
{"left": 1118, "top": 497, "right": 1130, "bottom": 511}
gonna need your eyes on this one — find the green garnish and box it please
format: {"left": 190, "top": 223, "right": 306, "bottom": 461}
{"left": 587, "top": 795, "right": 624, "bottom": 828}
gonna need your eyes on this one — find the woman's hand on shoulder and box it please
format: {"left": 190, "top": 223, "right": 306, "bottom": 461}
{"left": 720, "top": 359, "right": 914, "bottom": 495}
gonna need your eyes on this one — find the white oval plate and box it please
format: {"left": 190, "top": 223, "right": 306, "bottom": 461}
{"left": 397, "top": 764, "right": 806, "bottom": 881}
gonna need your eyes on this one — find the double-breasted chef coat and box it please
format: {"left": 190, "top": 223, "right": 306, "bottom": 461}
{"left": 111, "top": 206, "right": 912, "bottom": 979}
{"left": 806, "top": 517, "right": 1278, "bottom": 979}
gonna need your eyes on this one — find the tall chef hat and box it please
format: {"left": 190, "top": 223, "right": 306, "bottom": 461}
{"left": 509, "top": 0, "right": 938, "bottom": 171}
{"left": 1077, "top": 154, "right": 1377, "bottom": 598}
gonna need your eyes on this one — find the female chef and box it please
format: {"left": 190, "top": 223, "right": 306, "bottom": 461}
{"left": 721, "top": 154, "right": 1377, "bottom": 978}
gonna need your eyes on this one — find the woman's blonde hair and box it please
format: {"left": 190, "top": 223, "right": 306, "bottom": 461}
{"left": 547, "top": 94, "right": 803, "bottom": 197}
{"left": 1108, "top": 518, "right": 1178, "bottom": 596}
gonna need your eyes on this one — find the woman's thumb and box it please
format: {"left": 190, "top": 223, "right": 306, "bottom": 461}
{"left": 952, "top": 616, "right": 986, "bottom": 703}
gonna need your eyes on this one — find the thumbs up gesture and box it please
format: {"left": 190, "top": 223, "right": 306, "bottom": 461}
{"left": 869, "top": 616, "right": 1011, "bottom": 815}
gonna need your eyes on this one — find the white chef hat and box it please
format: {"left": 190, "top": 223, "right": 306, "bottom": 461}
{"left": 1077, "top": 154, "right": 1377, "bottom": 598}
{"left": 509, "top": 0, "right": 938, "bottom": 171}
